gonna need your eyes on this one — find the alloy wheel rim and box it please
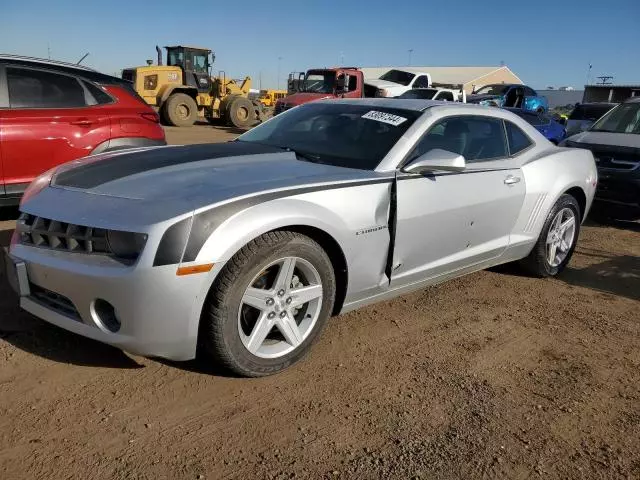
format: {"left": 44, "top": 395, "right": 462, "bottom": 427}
{"left": 546, "top": 207, "right": 576, "bottom": 267}
{"left": 237, "top": 257, "right": 323, "bottom": 359}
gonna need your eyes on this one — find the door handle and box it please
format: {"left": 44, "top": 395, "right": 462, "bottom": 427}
{"left": 70, "top": 118, "right": 94, "bottom": 127}
{"left": 504, "top": 175, "right": 521, "bottom": 185}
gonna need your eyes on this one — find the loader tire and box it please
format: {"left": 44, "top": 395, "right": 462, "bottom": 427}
{"left": 166, "top": 93, "right": 198, "bottom": 127}
{"left": 226, "top": 96, "right": 254, "bottom": 129}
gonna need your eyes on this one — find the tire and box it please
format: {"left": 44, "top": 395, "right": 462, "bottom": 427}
{"left": 226, "top": 96, "right": 254, "bottom": 128}
{"left": 200, "top": 231, "right": 336, "bottom": 377}
{"left": 165, "top": 93, "right": 198, "bottom": 127}
{"left": 520, "top": 194, "right": 581, "bottom": 277}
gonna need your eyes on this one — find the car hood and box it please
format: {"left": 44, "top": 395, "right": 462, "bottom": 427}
{"left": 566, "top": 131, "right": 640, "bottom": 149}
{"left": 364, "top": 79, "right": 404, "bottom": 90}
{"left": 22, "top": 143, "right": 382, "bottom": 229}
{"left": 280, "top": 92, "right": 333, "bottom": 105}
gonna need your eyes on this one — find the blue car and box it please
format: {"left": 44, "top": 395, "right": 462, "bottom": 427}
{"left": 506, "top": 108, "right": 566, "bottom": 144}
{"left": 467, "top": 84, "right": 548, "bottom": 113}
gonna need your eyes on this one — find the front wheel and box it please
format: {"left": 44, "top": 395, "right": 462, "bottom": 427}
{"left": 520, "top": 194, "right": 581, "bottom": 277}
{"left": 165, "top": 93, "right": 198, "bottom": 127}
{"left": 200, "top": 231, "right": 336, "bottom": 377}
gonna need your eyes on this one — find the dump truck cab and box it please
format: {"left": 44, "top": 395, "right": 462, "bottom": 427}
{"left": 274, "top": 68, "right": 364, "bottom": 115}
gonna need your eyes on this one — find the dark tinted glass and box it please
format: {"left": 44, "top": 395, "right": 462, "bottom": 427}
{"left": 569, "top": 104, "right": 616, "bottom": 121}
{"left": 399, "top": 89, "right": 436, "bottom": 99}
{"left": 505, "top": 121, "right": 533, "bottom": 155}
{"left": 591, "top": 102, "right": 640, "bottom": 134}
{"left": 524, "top": 87, "right": 537, "bottom": 96}
{"left": 510, "top": 109, "right": 544, "bottom": 126}
{"left": 7, "top": 67, "right": 86, "bottom": 108}
{"left": 82, "top": 80, "right": 113, "bottom": 105}
{"left": 238, "top": 103, "right": 420, "bottom": 170}
{"left": 379, "top": 69, "right": 415, "bottom": 86}
{"left": 413, "top": 76, "right": 430, "bottom": 88}
{"left": 411, "top": 116, "right": 508, "bottom": 163}
{"left": 439, "top": 91, "right": 454, "bottom": 102}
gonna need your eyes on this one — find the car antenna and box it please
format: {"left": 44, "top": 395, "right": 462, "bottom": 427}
{"left": 77, "top": 53, "right": 90, "bottom": 65}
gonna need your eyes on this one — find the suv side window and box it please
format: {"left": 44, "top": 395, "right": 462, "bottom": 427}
{"left": 505, "top": 121, "right": 533, "bottom": 155}
{"left": 7, "top": 67, "right": 87, "bottom": 109}
{"left": 410, "top": 116, "right": 508, "bottom": 163}
{"left": 413, "top": 76, "right": 430, "bottom": 88}
{"left": 524, "top": 86, "right": 537, "bottom": 97}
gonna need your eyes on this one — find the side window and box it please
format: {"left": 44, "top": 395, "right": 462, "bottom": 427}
{"left": 438, "top": 91, "right": 454, "bottom": 102}
{"left": 413, "top": 76, "right": 430, "bottom": 88}
{"left": 348, "top": 75, "right": 358, "bottom": 92}
{"left": 505, "top": 121, "right": 533, "bottom": 155}
{"left": 7, "top": 67, "right": 87, "bottom": 108}
{"left": 82, "top": 80, "right": 114, "bottom": 105}
{"left": 524, "top": 87, "right": 537, "bottom": 97}
{"left": 409, "top": 116, "right": 508, "bottom": 163}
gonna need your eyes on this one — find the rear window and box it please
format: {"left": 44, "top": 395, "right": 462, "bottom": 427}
{"left": 7, "top": 67, "right": 86, "bottom": 108}
{"left": 569, "top": 104, "right": 615, "bottom": 121}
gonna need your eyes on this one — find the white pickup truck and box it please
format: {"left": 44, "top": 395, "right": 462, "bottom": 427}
{"left": 364, "top": 69, "right": 432, "bottom": 98}
{"left": 397, "top": 86, "right": 467, "bottom": 103}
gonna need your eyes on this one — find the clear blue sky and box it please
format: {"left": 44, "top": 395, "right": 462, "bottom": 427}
{"left": 2, "top": 0, "right": 639, "bottom": 90}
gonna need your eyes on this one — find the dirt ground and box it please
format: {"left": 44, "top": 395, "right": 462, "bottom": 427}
{"left": 1, "top": 125, "right": 638, "bottom": 480}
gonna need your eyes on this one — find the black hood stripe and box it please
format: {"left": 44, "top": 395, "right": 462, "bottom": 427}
{"left": 53, "top": 142, "right": 284, "bottom": 190}
{"left": 153, "top": 177, "right": 392, "bottom": 266}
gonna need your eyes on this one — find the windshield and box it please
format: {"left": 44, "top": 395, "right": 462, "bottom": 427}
{"left": 398, "top": 89, "right": 437, "bottom": 99}
{"left": 237, "top": 103, "right": 420, "bottom": 170}
{"left": 379, "top": 69, "right": 415, "bottom": 86}
{"left": 474, "top": 84, "right": 509, "bottom": 96}
{"left": 569, "top": 103, "right": 616, "bottom": 121}
{"left": 591, "top": 102, "right": 640, "bottom": 134}
{"left": 303, "top": 72, "right": 335, "bottom": 93}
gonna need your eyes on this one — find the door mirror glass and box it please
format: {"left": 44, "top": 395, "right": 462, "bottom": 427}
{"left": 402, "top": 149, "right": 466, "bottom": 174}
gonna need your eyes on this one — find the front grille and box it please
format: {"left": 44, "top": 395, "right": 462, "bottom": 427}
{"left": 30, "top": 284, "right": 81, "bottom": 321}
{"left": 17, "top": 213, "right": 112, "bottom": 255}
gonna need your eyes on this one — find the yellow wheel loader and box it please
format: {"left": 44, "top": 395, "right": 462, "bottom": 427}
{"left": 122, "top": 46, "right": 265, "bottom": 128}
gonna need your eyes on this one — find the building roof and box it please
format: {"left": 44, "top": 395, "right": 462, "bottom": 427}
{"left": 360, "top": 66, "right": 522, "bottom": 85}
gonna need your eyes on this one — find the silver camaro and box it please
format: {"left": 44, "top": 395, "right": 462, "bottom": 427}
{"left": 4, "top": 99, "right": 597, "bottom": 376}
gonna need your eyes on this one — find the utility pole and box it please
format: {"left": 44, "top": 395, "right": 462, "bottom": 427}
{"left": 340, "top": 51, "right": 344, "bottom": 65}
{"left": 408, "top": 49, "right": 413, "bottom": 66}
{"left": 259, "top": 71, "right": 262, "bottom": 90}
{"left": 47, "top": 42, "right": 51, "bottom": 60}
{"left": 277, "top": 56, "right": 282, "bottom": 90}
{"left": 586, "top": 63, "right": 593, "bottom": 85}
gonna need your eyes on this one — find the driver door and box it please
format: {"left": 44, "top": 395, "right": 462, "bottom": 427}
{"left": 391, "top": 115, "right": 526, "bottom": 288}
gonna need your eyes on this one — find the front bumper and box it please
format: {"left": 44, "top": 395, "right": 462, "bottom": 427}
{"left": 594, "top": 170, "right": 640, "bottom": 211}
{"left": 5, "top": 243, "right": 222, "bottom": 361}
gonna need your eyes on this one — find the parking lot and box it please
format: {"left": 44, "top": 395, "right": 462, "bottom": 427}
{"left": 1, "top": 125, "right": 638, "bottom": 479}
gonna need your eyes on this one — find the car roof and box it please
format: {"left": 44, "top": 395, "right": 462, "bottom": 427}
{"left": 321, "top": 97, "right": 446, "bottom": 111}
{"left": 0, "top": 54, "right": 131, "bottom": 86}
{"left": 322, "top": 97, "right": 515, "bottom": 114}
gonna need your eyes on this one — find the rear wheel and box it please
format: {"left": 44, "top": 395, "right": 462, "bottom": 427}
{"left": 165, "top": 93, "right": 198, "bottom": 127}
{"left": 226, "top": 96, "right": 255, "bottom": 129}
{"left": 200, "top": 231, "right": 336, "bottom": 377}
{"left": 520, "top": 194, "right": 581, "bottom": 277}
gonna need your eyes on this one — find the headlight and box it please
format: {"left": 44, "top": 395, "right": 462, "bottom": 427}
{"left": 106, "top": 230, "right": 147, "bottom": 260}
{"left": 20, "top": 167, "right": 57, "bottom": 206}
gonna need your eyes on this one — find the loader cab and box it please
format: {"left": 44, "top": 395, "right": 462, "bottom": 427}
{"left": 165, "top": 46, "right": 214, "bottom": 93}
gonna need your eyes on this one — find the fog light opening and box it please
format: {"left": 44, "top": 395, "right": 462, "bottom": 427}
{"left": 93, "top": 299, "right": 121, "bottom": 333}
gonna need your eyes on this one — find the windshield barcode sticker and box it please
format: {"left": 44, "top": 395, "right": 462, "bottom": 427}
{"left": 361, "top": 110, "right": 407, "bottom": 126}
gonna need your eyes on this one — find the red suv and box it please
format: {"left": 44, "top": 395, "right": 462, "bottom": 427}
{"left": 0, "top": 55, "right": 166, "bottom": 205}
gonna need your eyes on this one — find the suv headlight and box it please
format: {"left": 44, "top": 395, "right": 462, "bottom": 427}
{"left": 106, "top": 230, "right": 147, "bottom": 260}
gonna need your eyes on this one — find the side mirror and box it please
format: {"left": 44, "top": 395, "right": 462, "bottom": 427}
{"left": 402, "top": 149, "right": 466, "bottom": 174}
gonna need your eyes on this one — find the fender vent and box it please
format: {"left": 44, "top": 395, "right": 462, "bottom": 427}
{"left": 524, "top": 193, "right": 547, "bottom": 233}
